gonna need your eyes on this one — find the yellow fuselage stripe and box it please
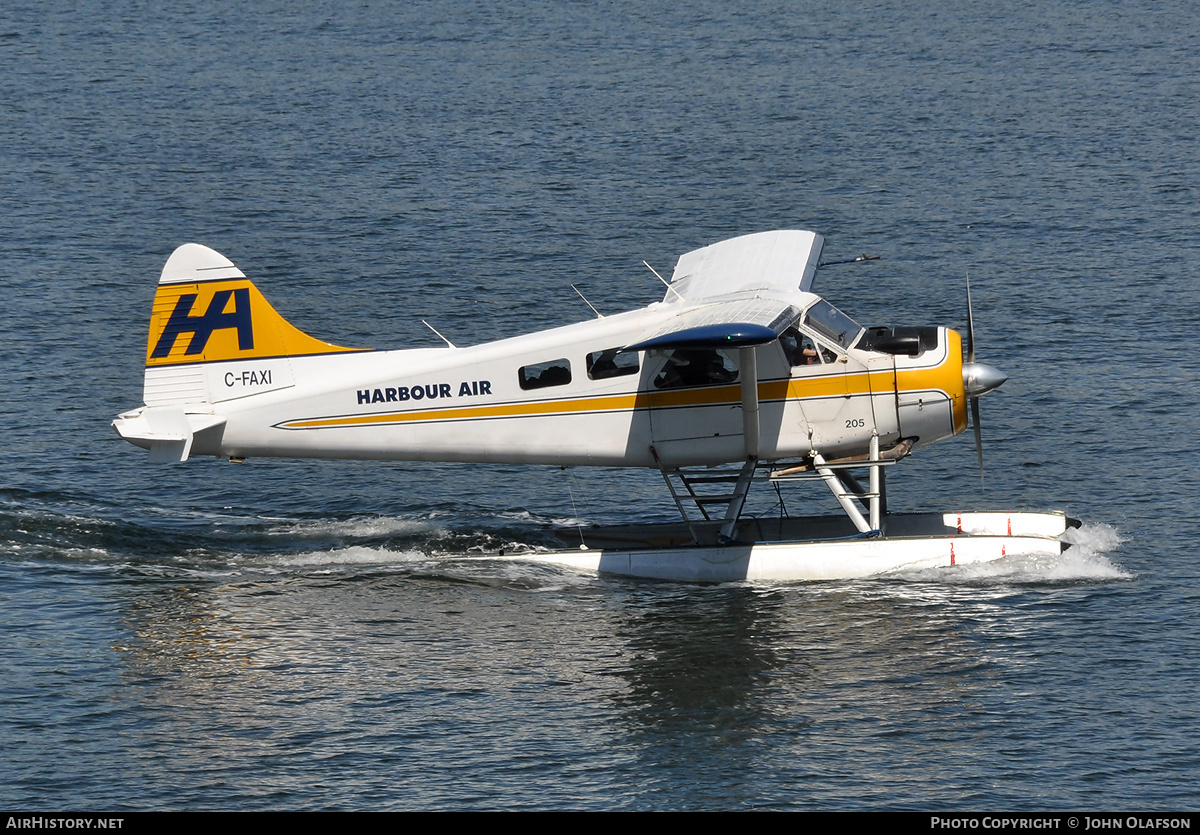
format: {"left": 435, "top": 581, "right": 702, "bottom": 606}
{"left": 279, "top": 362, "right": 964, "bottom": 430}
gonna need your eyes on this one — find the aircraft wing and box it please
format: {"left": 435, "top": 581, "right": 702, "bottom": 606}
{"left": 624, "top": 297, "right": 802, "bottom": 350}
{"left": 666, "top": 230, "right": 824, "bottom": 302}
{"left": 625, "top": 230, "right": 822, "bottom": 350}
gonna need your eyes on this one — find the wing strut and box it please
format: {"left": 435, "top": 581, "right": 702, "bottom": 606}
{"left": 739, "top": 346, "right": 760, "bottom": 459}
{"left": 648, "top": 345, "right": 777, "bottom": 544}
{"left": 707, "top": 345, "right": 765, "bottom": 543}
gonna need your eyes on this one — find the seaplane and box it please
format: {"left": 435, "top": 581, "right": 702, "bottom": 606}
{"left": 112, "top": 229, "right": 1077, "bottom": 582}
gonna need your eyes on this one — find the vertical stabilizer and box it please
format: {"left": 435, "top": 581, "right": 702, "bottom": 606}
{"left": 142, "top": 243, "right": 365, "bottom": 407}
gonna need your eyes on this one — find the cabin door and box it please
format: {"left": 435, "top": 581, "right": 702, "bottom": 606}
{"left": 643, "top": 347, "right": 745, "bottom": 466}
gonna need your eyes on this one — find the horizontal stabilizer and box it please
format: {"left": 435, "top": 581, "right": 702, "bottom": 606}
{"left": 112, "top": 407, "right": 226, "bottom": 463}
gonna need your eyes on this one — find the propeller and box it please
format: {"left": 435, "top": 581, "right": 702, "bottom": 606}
{"left": 961, "top": 278, "right": 1008, "bottom": 485}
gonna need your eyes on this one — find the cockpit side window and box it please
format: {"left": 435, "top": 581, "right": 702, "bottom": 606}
{"left": 803, "top": 300, "right": 864, "bottom": 351}
{"left": 586, "top": 348, "right": 639, "bottom": 381}
{"left": 781, "top": 326, "right": 837, "bottom": 366}
{"left": 653, "top": 348, "right": 739, "bottom": 390}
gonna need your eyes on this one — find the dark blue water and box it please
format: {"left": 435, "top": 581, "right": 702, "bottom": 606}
{"left": 3, "top": 0, "right": 1198, "bottom": 810}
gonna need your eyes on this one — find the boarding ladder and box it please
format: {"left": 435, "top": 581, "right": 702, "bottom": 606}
{"left": 653, "top": 455, "right": 761, "bottom": 545}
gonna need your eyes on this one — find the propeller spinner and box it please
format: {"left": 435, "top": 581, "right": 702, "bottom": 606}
{"left": 962, "top": 279, "right": 1007, "bottom": 484}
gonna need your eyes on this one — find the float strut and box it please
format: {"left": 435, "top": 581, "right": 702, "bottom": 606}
{"left": 812, "top": 451, "right": 873, "bottom": 534}
{"left": 869, "top": 433, "right": 882, "bottom": 531}
{"left": 718, "top": 456, "right": 758, "bottom": 543}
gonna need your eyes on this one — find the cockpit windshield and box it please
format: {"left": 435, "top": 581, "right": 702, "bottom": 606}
{"left": 803, "top": 300, "right": 864, "bottom": 351}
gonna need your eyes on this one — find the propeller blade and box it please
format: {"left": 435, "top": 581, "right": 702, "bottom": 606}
{"left": 966, "top": 276, "right": 976, "bottom": 365}
{"left": 971, "top": 396, "right": 984, "bottom": 487}
{"left": 964, "top": 276, "right": 996, "bottom": 488}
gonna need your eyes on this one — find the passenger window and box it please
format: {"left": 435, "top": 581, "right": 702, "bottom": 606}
{"left": 653, "top": 348, "right": 739, "bottom": 389}
{"left": 587, "top": 349, "right": 639, "bottom": 381}
{"left": 519, "top": 358, "right": 572, "bottom": 390}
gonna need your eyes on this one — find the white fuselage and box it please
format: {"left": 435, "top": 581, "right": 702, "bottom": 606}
{"left": 138, "top": 293, "right": 964, "bottom": 468}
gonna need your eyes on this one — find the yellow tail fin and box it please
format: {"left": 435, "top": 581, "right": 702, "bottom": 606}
{"left": 147, "top": 243, "right": 364, "bottom": 367}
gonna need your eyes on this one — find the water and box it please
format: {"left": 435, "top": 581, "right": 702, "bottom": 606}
{"left": 2, "top": 0, "right": 1198, "bottom": 811}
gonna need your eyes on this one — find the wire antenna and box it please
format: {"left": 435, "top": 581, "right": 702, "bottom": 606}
{"left": 644, "top": 261, "right": 686, "bottom": 302}
{"left": 571, "top": 284, "right": 604, "bottom": 318}
{"left": 421, "top": 320, "right": 457, "bottom": 348}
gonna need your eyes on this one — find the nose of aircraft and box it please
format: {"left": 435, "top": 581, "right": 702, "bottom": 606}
{"left": 962, "top": 362, "right": 1007, "bottom": 398}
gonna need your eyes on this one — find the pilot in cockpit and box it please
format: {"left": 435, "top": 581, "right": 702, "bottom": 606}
{"left": 780, "top": 327, "right": 820, "bottom": 366}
